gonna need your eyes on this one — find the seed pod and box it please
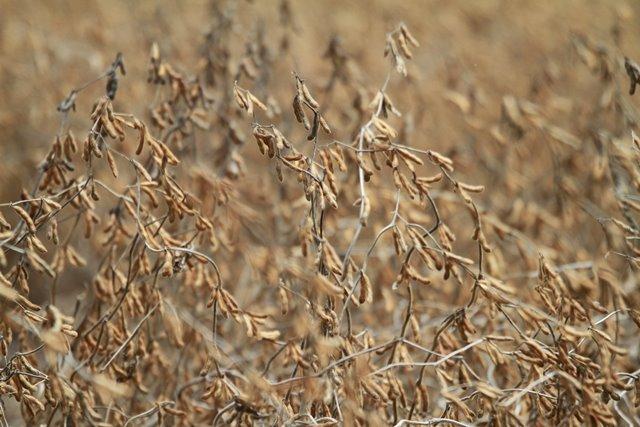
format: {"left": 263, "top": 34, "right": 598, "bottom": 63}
{"left": 135, "top": 126, "right": 146, "bottom": 156}
{"left": 158, "top": 140, "right": 180, "bottom": 165}
{"left": 63, "top": 131, "right": 77, "bottom": 161}
{"left": 392, "top": 226, "right": 407, "bottom": 255}
{"left": 106, "top": 73, "right": 118, "bottom": 100}
{"left": 132, "top": 159, "right": 153, "bottom": 182}
{"left": 373, "top": 117, "right": 398, "bottom": 139}
{"left": 356, "top": 156, "right": 374, "bottom": 181}
{"left": 234, "top": 84, "right": 249, "bottom": 110}
{"left": 13, "top": 205, "right": 36, "bottom": 234}
{"left": 383, "top": 93, "right": 402, "bottom": 117}
{"left": 28, "top": 235, "right": 47, "bottom": 254}
{"left": 278, "top": 285, "right": 289, "bottom": 315}
{"left": 314, "top": 272, "right": 343, "bottom": 297}
{"left": 301, "top": 83, "right": 319, "bottom": 109}
{"left": 319, "top": 115, "right": 331, "bottom": 135}
{"left": 358, "top": 271, "right": 372, "bottom": 304}
{"left": 360, "top": 195, "right": 370, "bottom": 226}
{"left": 393, "top": 169, "right": 403, "bottom": 190}
{"left": 400, "top": 24, "right": 420, "bottom": 47}
{"left": 293, "top": 94, "right": 306, "bottom": 124}
{"left": 248, "top": 92, "right": 267, "bottom": 112}
{"left": 44, "top": 219, "right": 57, "bottom": 245}
{"left": 417, "top": 385, "right": 429, "bottom": 412}
{"left": 150, "top": 42, "right": 160, "bottom": 62}
{"left": 106, "top": 149, "right": 118, "bottom": 178}
{"left": 322, "top": 182, "right": 338, "bottom": 209}
{"left": 397, "top": 33, "right": 413, "bottom": 59}
{"left": 367, "top": 91, "right": 382, "bottom": 112}
{"left": 307, "top": 112, "right": 319, "bottom": 141}
{"left": 329, "top": 147, "right": 347, "bottom": 171}
{"left": 417, "top": 173, "right": 443, "bottom": 185}
{"left": 161, "top": 251, "right": 173, "bottom": 277}
{"left": 396, "top": 147, "right": 423, "bottom": 165}
{"left": 427, "top": 150, "right": 454, "bottom": 172}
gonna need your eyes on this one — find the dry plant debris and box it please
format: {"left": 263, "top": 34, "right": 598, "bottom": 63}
{"left": 0, "top": 1, "right": 640, "bottom": 426}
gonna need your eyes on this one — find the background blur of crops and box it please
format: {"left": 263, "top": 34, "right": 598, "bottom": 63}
{"left": 2, "top": 0, "right": 640, "bottom": 425}
{"left": 2, "top": 0, "right": 636, "bottom": 195}
{"left": 0, "top": 0, "right": 635, "bottom": 306}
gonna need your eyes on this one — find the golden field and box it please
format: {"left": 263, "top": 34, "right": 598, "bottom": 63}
{"left": 0, "top": 1, "right": 640, "bottom": 425}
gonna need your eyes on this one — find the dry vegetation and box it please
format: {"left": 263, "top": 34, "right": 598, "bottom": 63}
{"left": 2, "top": 0, "right": 640, "bottom": 425}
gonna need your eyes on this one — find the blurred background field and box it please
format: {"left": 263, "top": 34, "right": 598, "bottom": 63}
{"left": 2, "top": 0, "right": 638, "bottom": 277}
{"left": 2, "top": 0, "right": 636, "bottom": 195}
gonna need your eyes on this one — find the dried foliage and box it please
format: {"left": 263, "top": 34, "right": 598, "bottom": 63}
{"left": 1, "top": 1, "right": 640, "bottom": 426}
